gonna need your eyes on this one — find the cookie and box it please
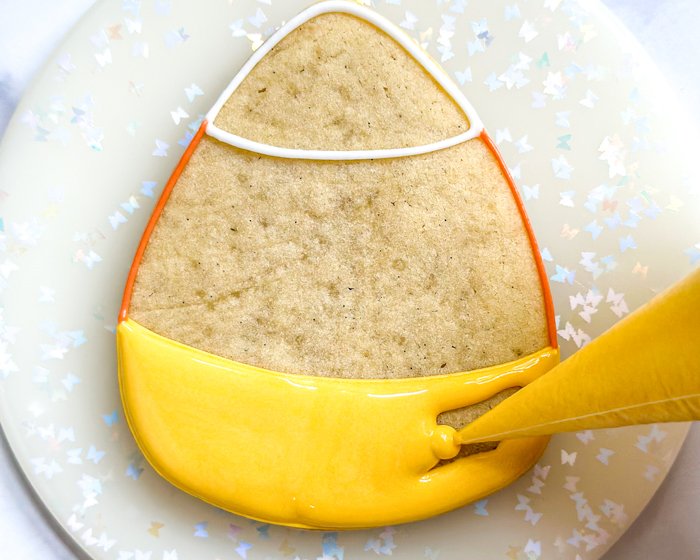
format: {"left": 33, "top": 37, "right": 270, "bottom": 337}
{"left": 118, "top": 1, "right": 558, "bottom": 529}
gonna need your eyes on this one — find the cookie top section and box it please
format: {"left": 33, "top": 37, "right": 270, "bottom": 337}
{"left": 213, "top": 12, "right": 470, "bottom": 151}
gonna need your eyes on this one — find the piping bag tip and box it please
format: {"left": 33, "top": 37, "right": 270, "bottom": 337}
{"left": 456, "top": 267, "right": 700, "bottom": 444}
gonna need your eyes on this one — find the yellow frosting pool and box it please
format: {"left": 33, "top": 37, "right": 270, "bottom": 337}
{"left": 118, "top": 318, "right": 558, "bottom": 529}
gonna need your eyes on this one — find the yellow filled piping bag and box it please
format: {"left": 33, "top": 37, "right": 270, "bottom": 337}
{"left": 458, "top": 267, "right": 700, "bottom": 444}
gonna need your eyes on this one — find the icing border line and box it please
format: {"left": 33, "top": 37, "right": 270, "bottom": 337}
{"left": 480, "top": 130, "right": 558, "bottom": 349}
{"left": 205, "top": 0, "right": 484, "bottom": 160}
{"left": 118, "top": 120, "right": 208, "bottom": 323}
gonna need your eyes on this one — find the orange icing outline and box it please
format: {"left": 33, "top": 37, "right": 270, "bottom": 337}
{"left": 119, "top": 123, "right": 558, "bottom": 350}
{"left": 480, "top": 129, "right": 557, "bottom": 348}
{"left": 119, "top": 119, "right": 208, "bottom": 323}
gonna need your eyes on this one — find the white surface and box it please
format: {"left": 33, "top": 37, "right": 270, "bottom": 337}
{"left": 0, "top": 0, "right": 698, "bottom": 558}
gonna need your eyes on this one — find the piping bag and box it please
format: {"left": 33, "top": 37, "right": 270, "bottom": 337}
{"left": 457, "top": 267, "right": 700, "bottom": 445}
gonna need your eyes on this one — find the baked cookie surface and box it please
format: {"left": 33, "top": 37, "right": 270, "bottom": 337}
{"left": 130, "top": 137, "right": 548, "bottom": 379}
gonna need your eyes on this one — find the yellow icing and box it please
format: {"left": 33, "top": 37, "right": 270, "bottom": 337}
{"left": 117, "top": 318, "right": 558, "bottom": 529}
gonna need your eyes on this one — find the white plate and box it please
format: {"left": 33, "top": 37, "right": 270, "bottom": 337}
{"left": 0, "top": 1, "right": 698, "bottom": 558}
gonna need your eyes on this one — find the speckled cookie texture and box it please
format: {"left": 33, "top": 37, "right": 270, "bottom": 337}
{"left": 214, "top": 13, "right": 469, "bottom": 150}
{"left": 130, "top": 137, "right": 548, "bottom": 377}
{"left": 129, "top": 12, "right": 548, "bottom": 427}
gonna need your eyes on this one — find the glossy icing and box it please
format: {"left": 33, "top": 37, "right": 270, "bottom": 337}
{"left": 118, "top": 318, "right": 558, "bottom": 529}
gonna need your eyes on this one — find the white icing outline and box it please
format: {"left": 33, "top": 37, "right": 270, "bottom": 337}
{"left": 205, "top": 0, "right": 484, "bottom": 160}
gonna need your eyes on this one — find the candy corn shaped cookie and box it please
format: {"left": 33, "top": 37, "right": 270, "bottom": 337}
{"left": 117, "top": 1, "right": 558, "bottom": 529}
